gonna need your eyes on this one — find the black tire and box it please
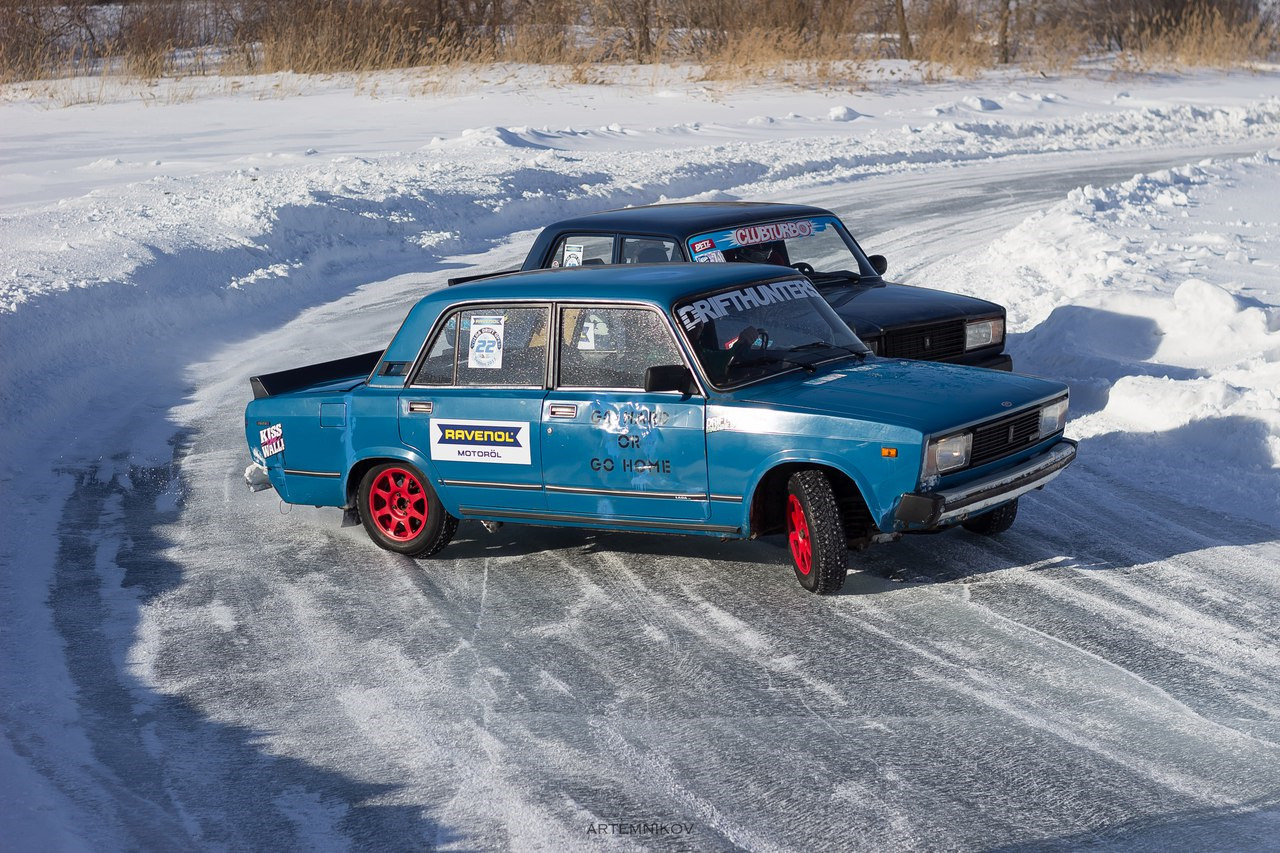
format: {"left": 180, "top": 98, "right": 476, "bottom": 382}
{"left": 358, "top": 462, "right": 457, "bottom": 557}
{"left": 785, "top": 470, "right": 848, "bottom": 594}
{"left": 962, "top": 498, "right": 1018, "bottom": 536}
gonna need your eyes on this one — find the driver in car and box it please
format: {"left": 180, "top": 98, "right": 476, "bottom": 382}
{"left": 724, "top": 240, "right": 790, "bottom": 266}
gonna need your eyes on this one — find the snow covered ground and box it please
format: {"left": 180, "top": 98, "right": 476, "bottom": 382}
{"left": 2, "top": 66, "right": 1280, "bottom": 850}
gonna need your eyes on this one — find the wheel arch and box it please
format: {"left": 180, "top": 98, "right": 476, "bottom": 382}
{"left": 746, "top": 459, "right": 878, "bottom": 544}
{"left": 344, "top": 447, "right": 439, "bottom": 509}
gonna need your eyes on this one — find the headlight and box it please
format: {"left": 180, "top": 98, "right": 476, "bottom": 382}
{"left": 1039, "top": 398, "right": 1068, "bottom": 437}
{"left": 965, "top": 318, "right": 1005, "bottom": 350}
{"left": 923, "top": 432, "right": 972, "bottom": 478}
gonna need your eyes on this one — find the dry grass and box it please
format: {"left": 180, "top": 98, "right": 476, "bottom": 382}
{"left": 1, "top": 0, "right": 1276, "bottom": 89}
{"left": 1120, "top": 6, "right": 1276, "bottom": 70}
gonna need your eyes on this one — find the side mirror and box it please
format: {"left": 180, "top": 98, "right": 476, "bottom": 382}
{"left": 644, "top": 364, "right": 697, "bottom": 395}
{"left": 868, "top": 254, "right": 888, "bottom": 276}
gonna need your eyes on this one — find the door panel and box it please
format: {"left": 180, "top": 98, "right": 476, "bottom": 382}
{"left": 399, "top": 390, "right": 544, "bottom": 511}
{"left": 398, "top": 303, "right": 551, "bottom": 512}
{"left": 542, "top": 394, "right": 707, "bottom": 520}
{"left": 541, "top": 304, "right": 707, "bottom": 521}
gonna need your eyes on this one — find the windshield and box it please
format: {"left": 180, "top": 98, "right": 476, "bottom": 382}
{"left": 686, "top": 215, "right": 876, "bottom": 278}
{"left": 673, "top": 278, "right": 870, "bottom": 388}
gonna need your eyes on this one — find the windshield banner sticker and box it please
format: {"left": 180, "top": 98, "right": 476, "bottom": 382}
{"left": 733, "top": 220, "right": 814, "bottom": 246}
{"left": 676, "top": 280, "right": 821, "bottom": 331}
{"left": 430, "top": 419, "right": 531, "bottom": 464}
{"left": 688, "top": 215, "right": 838, "bottom": 256}
{"left": 467, "top": 314, "right": 505, "bottom": 369}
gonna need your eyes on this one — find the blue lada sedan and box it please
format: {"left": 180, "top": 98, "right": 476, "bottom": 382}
{"left": 244, "top": 263, "right": 1075, "bottom": 594}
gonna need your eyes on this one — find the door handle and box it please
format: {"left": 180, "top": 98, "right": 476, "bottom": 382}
{"left": 548, "top": 404, "right": 577, "bottom": 419}
{"left": 407, "top": 401, "right": 433, "bottom": 414}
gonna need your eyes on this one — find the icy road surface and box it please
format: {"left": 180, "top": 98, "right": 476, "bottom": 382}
{"left": 4, "top": 71, "right": 1280, "bottom": 850}
{"left": 30, "top": 153, "right": 1279, "bottom": 852}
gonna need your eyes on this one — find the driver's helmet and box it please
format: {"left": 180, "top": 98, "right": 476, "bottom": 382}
{"left": 726, "top": 240, "right": 789, "bottom": 266}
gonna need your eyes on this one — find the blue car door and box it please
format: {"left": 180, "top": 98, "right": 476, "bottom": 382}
{"left": 541, "top": 304, "right": 708, "bottom": 522}
{"left": 398, "top": 303, "right": 550, "bottom": 512}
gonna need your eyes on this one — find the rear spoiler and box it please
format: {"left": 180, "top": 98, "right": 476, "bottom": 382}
{"left": 250, "top": 350, "right": 384, "bottom": 399}
{"left": 447, "top": 268, "right": 521, "bottom": 287}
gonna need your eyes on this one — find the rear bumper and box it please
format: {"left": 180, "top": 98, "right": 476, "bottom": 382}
{"left": 894, "top": 439, "right": 1077, "bottom": 528}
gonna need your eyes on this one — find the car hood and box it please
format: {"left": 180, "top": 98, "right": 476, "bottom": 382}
{"left": 820, "top": 281, "right": 1003, "bottom": 337}
{"left": 731, "top": 358, "right": 1064, "bottom": 436}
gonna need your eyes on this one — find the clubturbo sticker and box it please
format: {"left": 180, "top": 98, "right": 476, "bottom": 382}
{"left": 430, "top": 419, "right": 531, "bottom": 464}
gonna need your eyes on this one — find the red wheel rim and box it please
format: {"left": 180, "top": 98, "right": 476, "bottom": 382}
{"left": 787, "top": 494, "right": 812, "bottom": 576}
{"left": 368, "top": 467, "right": 428, "bottom": 542}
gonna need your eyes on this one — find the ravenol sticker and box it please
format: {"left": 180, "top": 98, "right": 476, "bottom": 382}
{"left": 430, "top": 419, "right": 531, "bottom": 464}
{"left": 467, "top": 314, "right": 504, "bottom": 369}
{"left": 563, "top": 244, "right": 584, "bottom": 267}
{"left": 259, "top": 423, "right": 284, "bottom": 458}
{"left": 676, "top": 280, "right": 821, "bottom": 331}
{"left": 694, "top": 250, "right": 726, "bottom": 263}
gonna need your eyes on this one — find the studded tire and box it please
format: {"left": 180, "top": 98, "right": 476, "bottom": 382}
{"left": 961, "top": 498, "right": 1018, "bottom": 536}
{"left": 785, "top": 470, "right": 848, "bottom": 594}
{"left": 358, "top": 462, "right": 457, "bottom": 557}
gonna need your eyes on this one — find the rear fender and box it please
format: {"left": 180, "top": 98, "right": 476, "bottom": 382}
{"left": 346, "top": 447, "right": 451, "bottom": 512}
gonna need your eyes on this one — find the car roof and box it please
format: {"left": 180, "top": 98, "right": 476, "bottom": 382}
{"left": 541, "top": 201, "right": 835, "bottom": 237}
{"left": 424, "top": 262, "right": 804, "bottom": 309}
{"left": 382, "top": 263, "right": 815, "bottom": 369}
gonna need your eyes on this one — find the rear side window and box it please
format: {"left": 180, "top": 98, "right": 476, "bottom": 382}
{"left": 412, "top": 305, "right": 550, "bottom": 387}
{"left": 621, "top": 237, "right": 678, "bottom": 264}
{"left": 550, "top": 235, "right": 614, "bottom": 267}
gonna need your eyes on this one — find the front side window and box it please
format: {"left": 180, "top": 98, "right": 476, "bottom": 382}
{"left": 550, "top": 234, "right": 614, "bottom": 267}
{"left": 686, "top": 215, "right": 874, "bottom": 277}
{"left": 674, "top": 279, "right": 868, "bottom": 388}
{"left": 557, "top": 306, "right": 684, "bottom": 389}
{"left": 412, "top": 305, "right": 549, "bottom": 387}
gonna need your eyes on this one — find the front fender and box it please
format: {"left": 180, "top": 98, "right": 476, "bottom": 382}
{"left": 736, "top": 449, "right": 892, "bottom": 535}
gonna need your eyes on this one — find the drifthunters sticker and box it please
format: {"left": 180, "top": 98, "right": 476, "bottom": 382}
{"left": 430, "top": 419, "right": 531, "bottom": 464}
{"left": 259, "top": 423, "right": 284, "bottom": 457}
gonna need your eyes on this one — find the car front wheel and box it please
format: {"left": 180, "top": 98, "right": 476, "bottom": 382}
{"left": 961, "top": 498, "right": 1018, "bottom": 536}
{"left": 358, "top": 462, "right": 457, "bottom": 557}
{"left": 786, "top": 470, "right": 848, "bottom": 594}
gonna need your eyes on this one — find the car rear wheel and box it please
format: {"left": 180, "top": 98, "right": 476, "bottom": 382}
{"left": 961, "top": 498, "right": 1018, "bottom": 536}
{"left": 786, "top": 470, "right": 848, "bottom": 594}
{"left": 358, "top": 462, "right": 457, "bottom": 557}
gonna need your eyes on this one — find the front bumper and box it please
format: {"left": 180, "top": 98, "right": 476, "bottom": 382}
{"left": 950, "top": 350, "right": 1013, "bottom": 371}
{"left": 893, "top": 439, "right": 1077, "bottom": 528}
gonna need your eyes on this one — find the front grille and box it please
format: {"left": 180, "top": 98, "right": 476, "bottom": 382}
{"left": 884, "top": 320, "right": 966, "bottom": 361}
{"left": 969, "top": 408, "right": 1045, "bottom": 468}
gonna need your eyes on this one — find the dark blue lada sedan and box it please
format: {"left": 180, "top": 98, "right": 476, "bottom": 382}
{"left": 245, "top": 263, "right": 1074, "bottom": 593}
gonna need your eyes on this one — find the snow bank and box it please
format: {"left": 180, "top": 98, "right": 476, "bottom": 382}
{"left": 914, "top": 151, "right": 1280, "bottom": 524}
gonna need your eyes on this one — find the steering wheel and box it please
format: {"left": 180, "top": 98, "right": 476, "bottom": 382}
{"left": 791, "top": 262, "right": 815, "bottom": 276}
{"left": 726, "top": 327, "right": 768, "bottom": 375}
